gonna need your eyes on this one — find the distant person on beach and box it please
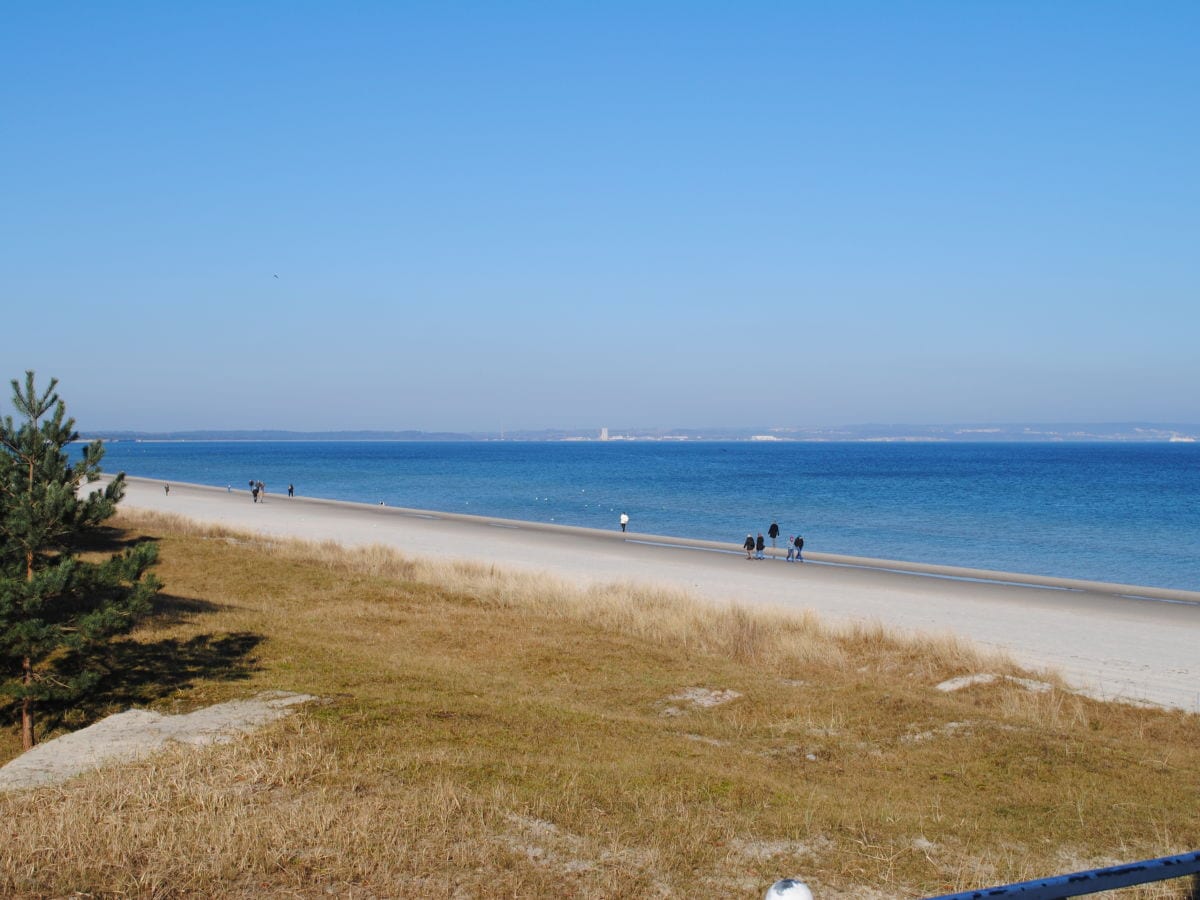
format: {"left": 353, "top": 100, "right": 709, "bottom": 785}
{"left": 786, "top": 535, "right": 795, "bottom": 562}
{"left": 257, "top": 481, "right": 266, "bottom": 500}
{"left": 252, "top": 485, "right": 260, "bottom": 503}
{"left": 743, "top": 534, "right": 755, "bottom": 559}
{"left": 794, "top": 535, "right": 804, "bottom": 562}
{"left": 619, "top": 512, "right": 629, "bottom": 532}
{"left": 227, "top": 484, "right": 232, "bottom": 492}
{"left": 288, "top": 484, "right": 294, "bottom": 497}
{"left": 163, "top": 484, "right": 169, "bottom": 496}
{"left": 755, "top": 533, "right": 765, "bottom": 560}
{"left": 768, "top": 521, "right": 779, "bottom": 548}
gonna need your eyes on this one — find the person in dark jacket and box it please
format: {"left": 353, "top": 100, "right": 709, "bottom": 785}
{"left": 794, "top": 535, "right": 804, "bottom": 562}
{"left": 768, "top": 521, "right": 780, "bottom": 549}
{"left": 743, "top": 534, "right": 755, "bottom": 559}
{"left": 755, "top": 533, "right": 766, "bottom": 559}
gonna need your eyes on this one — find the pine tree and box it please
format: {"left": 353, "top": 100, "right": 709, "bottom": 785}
{"left": 0, "top": 372, "right": 160, "bottom": 751}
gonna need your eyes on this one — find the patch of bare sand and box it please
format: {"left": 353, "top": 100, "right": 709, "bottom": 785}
{"left": 0, "top": 691, "right": 314, "bottom": 792}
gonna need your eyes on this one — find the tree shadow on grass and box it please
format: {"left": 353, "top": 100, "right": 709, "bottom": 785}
{"left": 26, "top": 630, "right": 266, "bottom": 735}
{"left": 147, "top": 590, "right": 226, "bottom": 627}
{"left": 3, "top": 588, "right": 265, "bottom": 737}
{"left": 73, "top": 523, "right": 155, "bottom": 556}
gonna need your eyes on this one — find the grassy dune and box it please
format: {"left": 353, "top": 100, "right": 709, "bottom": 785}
{"left": 2, "top": 510, "right": 1198, "bottom": 898}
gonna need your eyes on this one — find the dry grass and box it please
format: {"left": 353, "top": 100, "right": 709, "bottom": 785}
{"left": 1, "top": 509, "right": 1197, "bottom": 898}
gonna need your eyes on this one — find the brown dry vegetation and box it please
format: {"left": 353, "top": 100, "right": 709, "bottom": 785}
{"left": 2, "top": 510, "right": 1197, "bottom": 899}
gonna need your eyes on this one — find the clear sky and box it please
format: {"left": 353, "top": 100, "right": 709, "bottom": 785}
{"left": 3, "top": 2, "right": 1197, "bottom": 431}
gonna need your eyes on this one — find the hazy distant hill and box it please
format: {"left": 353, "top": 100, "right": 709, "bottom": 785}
{"left": 81, "top": 423, "right": 1200, "bottom": 443}
{"left": 82, "top": 430, "right": 485, "bottom": 442}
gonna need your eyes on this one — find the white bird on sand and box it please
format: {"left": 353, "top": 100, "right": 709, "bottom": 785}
{"left": 764, "top": 879, "right": 814, "bottom": 900}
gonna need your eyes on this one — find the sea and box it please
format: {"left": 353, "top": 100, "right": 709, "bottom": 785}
{"left": 93, "top": 440, "right": 1200, "bottom": 592}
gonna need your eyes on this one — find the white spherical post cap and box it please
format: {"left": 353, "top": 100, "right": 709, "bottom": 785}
{"left": 765, "top": 878, "right": 814, "bottom": 900}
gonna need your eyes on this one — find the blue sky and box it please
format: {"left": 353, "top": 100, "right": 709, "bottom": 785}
{"left": 3, "top": 2, "right": 1197, "bottom": 431}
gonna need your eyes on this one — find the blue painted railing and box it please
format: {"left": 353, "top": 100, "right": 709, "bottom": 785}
{"left": 922, "top": 849, "right": 1200, "bottom": 899}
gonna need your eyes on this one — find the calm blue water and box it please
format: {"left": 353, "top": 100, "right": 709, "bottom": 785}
{"left": 93, "top": 441, "right": 1200, "bottom": 591}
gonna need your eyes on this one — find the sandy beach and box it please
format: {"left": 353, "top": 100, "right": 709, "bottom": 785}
{"left": 119, "top": 477, "right": 1200, "bottom": 712}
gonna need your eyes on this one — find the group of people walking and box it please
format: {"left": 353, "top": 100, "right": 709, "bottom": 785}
{"left": 744, "top": 520, "right": 804, "bottom": 561}
{"left": 247, "top": 481, "right": 296, "bottom": 502}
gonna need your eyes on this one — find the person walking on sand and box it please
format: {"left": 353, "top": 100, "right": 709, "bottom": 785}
{"left": 786, "top": 535, "right": 795, "bottom": 562}
{"left": 755, "top": 533, "right": 766, "bottom": 560}
{"left": 620, "top": 512, "right": 629, "bottom": 532}
{"left": 163, "top": 484, "right": 169, "bottom": 496}
{"left": 743, "top": 534, "right": 755, "bottom": 559}
{"left": 794, "top": 534, "right": 804, "bottom": 562}
{"left": 251, "top": 484, "right": 260, "bottom": 503}
{"left": 288, "top": 483, "right": 294, "bottom": 497}
{"left": 768, "top": 520, "right": 780, "bottom": 550}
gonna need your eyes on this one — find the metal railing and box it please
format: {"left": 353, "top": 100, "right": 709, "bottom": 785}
{"left": 922, "top": 850, "right": 1200, "bottom": 899}
{"left": 766, "top": 850, "right": 1200, "bottom": 900}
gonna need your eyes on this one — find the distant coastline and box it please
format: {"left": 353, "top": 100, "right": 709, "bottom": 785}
{"left": 80, "top": 423, "right": 1200, "bottom": 443}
